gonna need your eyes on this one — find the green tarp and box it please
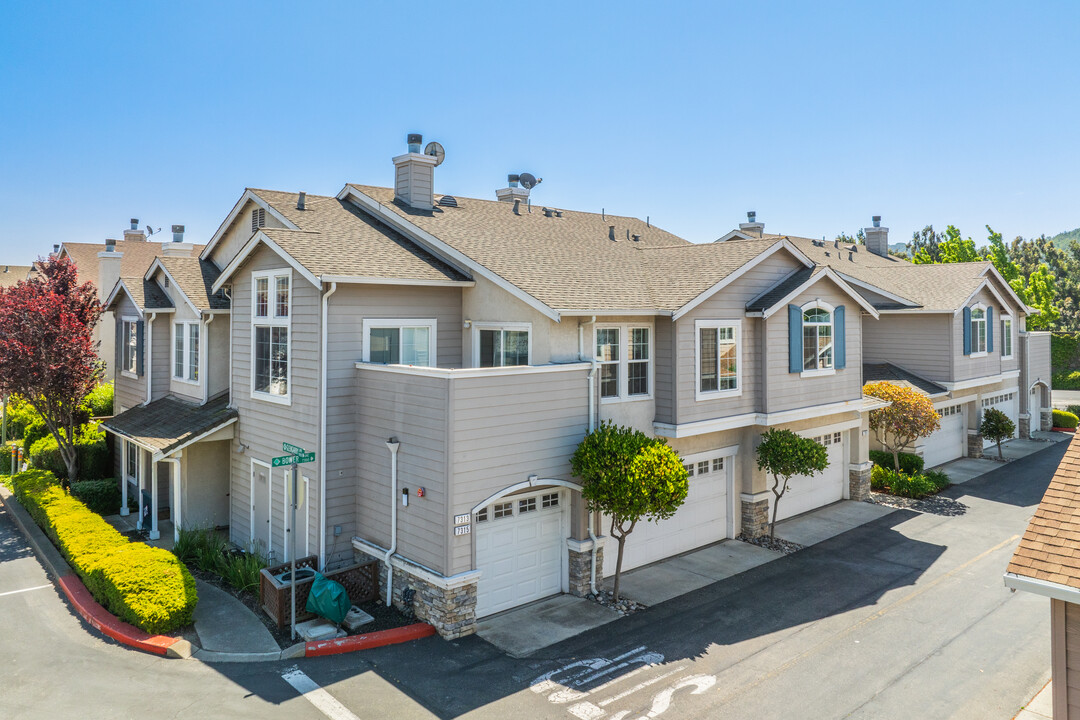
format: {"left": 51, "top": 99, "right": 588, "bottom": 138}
{"left": 305, "top": 571, "right": 350, "bottom": 624}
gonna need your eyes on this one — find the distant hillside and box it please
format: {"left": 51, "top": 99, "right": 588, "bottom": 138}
{"left": 1051, "top": 228, "right": 1080, "bottom": 249}
{"left": 888, "top": 242, "right": 908, "bottom": 255}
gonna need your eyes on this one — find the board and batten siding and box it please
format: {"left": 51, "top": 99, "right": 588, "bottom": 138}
{"left": 355, "top": 369, "right": 449, "bottom": 574}
{"left": 862, "top": 313, "right": 953, "bottom": 382}
{"left": 953, "top": 285, "right": 1021, "bottom": 382}
{"left": 448, "top": 367, "right": 590, "bottom": 575}
{"left": 228, "top": 244, "right": 322, "bottom": 559}
{"left": 325, "top": 283, "right": 462, "bottom": 568}
{"left": 674, "top": 252, "right": 802, "bottom": 423}
{"left": 764, "top": 277, "right": 864, "bottom": 414}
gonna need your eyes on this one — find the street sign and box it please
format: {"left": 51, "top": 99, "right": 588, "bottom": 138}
{"left": 272, "top": 451, "right": 315, "bottom": 467}
{"left": 282, "top": 442, "right": 306, "bottom": 455}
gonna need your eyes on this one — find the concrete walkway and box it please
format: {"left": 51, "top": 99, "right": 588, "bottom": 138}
{"left": 1016, "top": 681, "right": 1052, "bottom": 719}
{"left": 191, "top": 578, "right": 280, "bottom": 656}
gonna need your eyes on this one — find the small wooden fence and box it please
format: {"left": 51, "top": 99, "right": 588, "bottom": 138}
{"left": 259, "top": 555, "right": 379, "bottom": 628}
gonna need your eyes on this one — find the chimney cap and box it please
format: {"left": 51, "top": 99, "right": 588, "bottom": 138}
{"left": 747, "top": 211, "right": 756, "bottom": 221}
{"left": 407, "top": 133, "right": 422, "bottom": 145}
{"left": 872, "top": 215, "right": 882, "bottom": 227}
{"left": 53, "top": 244, "right": 60, "bottom": 253}
{"left": 508, "top": 173, "right": 520, "bottom": 187}
{"left": 171, "top": 224, "right": 184, "bottom": 233}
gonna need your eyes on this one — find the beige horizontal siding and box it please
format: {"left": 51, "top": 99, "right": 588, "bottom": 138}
{"left": 863, "top": 313, "right": 952, "bottom": 382}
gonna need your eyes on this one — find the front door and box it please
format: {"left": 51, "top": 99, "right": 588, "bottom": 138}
{"left": 250, "top": 460, "right": 271, "bottom": 553}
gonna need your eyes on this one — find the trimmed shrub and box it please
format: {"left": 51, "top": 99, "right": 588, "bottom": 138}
{"left": 21, "top": 417, "right": 48, "bottom": 451}
{"left": 871, "top": 465, "right": 951, "bottom": 499}
{"left": 70, "top": 479, "right": 121, "bottom": 515}
{"left": 1053, "top": 409, "right": 1079, "bottom": 429}
{"left": 4, "top": 396, "right": 41, "bottom": 440}
{"left": 28, "top": 424, "right": 110, "bottom": 480}
{"left": 869, "top": 450, "right": 925, "bottom": 475}
{"left": 8, "top": 470, "right": 196, "bottom": 633}
{"left": 82, "top": 382, "right": 114, "bottom": 418}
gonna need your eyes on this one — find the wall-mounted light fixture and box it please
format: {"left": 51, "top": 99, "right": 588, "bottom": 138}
{"left": 463, "top": 320, "right": 472, "bottom": 329}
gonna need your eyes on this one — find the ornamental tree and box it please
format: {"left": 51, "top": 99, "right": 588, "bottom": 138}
{"left": 570, "top": 421, "right": 689, "bottom": 601}
{"left": 980, "top": 408, "right": 1015, "bottom": 460}
{"left": 0, "top": 256, "right": 102, "bottom": 485}
{"left": 864, "top": 382, "right": 942, "bottom": 472}
{"left": 755, "top": 429, "right": 829, "bottom": 538}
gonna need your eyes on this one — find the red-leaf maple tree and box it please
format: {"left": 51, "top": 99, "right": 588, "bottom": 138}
{"left": 0, "top": 256, "right": 103, "bottom": 485}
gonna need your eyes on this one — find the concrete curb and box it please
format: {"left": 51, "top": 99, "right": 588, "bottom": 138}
{"left": 305, "top": 623, "right": 438, "bottom": 657}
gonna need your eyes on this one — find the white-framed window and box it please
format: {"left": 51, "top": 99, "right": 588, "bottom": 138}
{"left": 1001, "top": 315, "right": 1013, "bottom": 359}
{"left": 493, "top": 502, "right": 513, "bottom": 519}
{"left": 362, "top": 319, "right": 437, "bottom": 366}
{"left": 970, "top": 303, "right": 987, "bottom": 355}
{"left": 251, "top": 269, "right": 291, "bottom": 403}
{"left": 125, "top": 440, "right": 139, "bottom": 484}
{"left": 121, "top": 316, "right": 139, "bottom": 377}
{"left": 695, "top": 319, "right": 741, "bottom": 400}
{"left": 473, "top": 322, "right": 530, "bottom": 368}
{"left": 595, "top": 324, "right": 653, "bottom": 401}
{"left": 801, "top": 301, "right": 834, "bottom": 373}
{"left": 938, "top": 404, "right": 962, "bottom": 417}
{"left": 172, "top": 321, "right": 200, "bottom": 383}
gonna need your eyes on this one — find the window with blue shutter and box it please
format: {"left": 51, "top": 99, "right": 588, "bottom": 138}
{"left": 135, "top": 320, "right": 145, "bottom": 376}
{"left": 788, "top": 304, "right": 802, "bottom": 373}
{"left": 986, "top": 306, "right": 994, "bottom": 353}
{"left": 834, "top": 305, "right": 846, "bottom": 369}
{"left": 962, "top": 306, "right": 971, "bottom": 355}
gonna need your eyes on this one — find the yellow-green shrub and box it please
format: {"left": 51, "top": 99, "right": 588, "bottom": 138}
{"left": 8, "top": 470, "right": 196, "bottom": 633}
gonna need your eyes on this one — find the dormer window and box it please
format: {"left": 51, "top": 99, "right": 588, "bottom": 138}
{"left": 251, "top": 207, "right": 266, "bottom": 234}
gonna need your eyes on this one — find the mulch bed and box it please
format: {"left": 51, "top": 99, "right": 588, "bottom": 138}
{"left": 738, "top": 534, "right": 804, "bottom": 555}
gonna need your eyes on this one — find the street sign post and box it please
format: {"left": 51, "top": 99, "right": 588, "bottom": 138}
{"left": 272, "top": 446, "right": 316, "bottom": 640}
{"left": 272, "top": 451, "right": 315, "bottom": 467}
{"left": 282, "top": 442, "right": 305, "bottom": 455}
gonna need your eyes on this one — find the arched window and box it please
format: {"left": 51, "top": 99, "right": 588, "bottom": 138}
{"left": 802, "top": 302, "right": 833, "bottom": 371}
{"left": 970, "top": 304, "right": 987, "bottom": 354}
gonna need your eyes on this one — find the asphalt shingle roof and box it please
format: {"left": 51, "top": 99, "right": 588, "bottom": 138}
{"left": 744, "top": 266, "right": 819, "bottom": 312}
{"left": 113, "top": 276, "right": 173, "bottom": 311}
{"left": 0, "top": 265, "right": 32, "bottom": 289}
{"left": 863, "top": 362, "right": 948, "bottom": 396}
{"left": 62, "top": 241, "right": 206, "bottom": 287}
{"left": 156, "top": 256, "right": 229, "bottom": 310}
{"left": 1007, "top": 434, "right": 1080, "bottom": 590}
{"left": 101, "top": 394, "right": 236, "bottom": 456}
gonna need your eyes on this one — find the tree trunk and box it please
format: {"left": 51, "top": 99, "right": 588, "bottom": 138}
{"left": 997, "top": 439, "right": 1003, "bottom": 460}
{"left": 892, "top": 450, "right": 901, "bottom": 472}
{"left": 612, "top": 534, "right": 626, "bottom": 602}
{"left": 769, "top": 475, "right": 787, "bottom": 539}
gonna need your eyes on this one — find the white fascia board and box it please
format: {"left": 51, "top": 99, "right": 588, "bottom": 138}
{"left": 954, "top": 278, "right": 1011, "bottom": 317}
{"left": 758, "top": 267, "right": 880, "bottom": 320}
{"left": 938, "top": 370, "right": 1021, "bottom": 392}
{"left": 877, "top": 308, "right": 958, "bottom": 315}
{"left": 99, "top": 424, "right": 156, "bottom": 454}
{"left": 355, "top": 361, "right": 591, "bottom": 379}
{"left": 103, "top": 279, "right": 140, "bottom": 316}
{"left": 834, "top": 272, "right": 919, "bottom": 308}
{"left": 980, "top": 264, "right": 1031, "bottom": 312}
{"left": 144, "top": 260, "right": 200, "bottom": 317}
{"left": 672, "top": 240, "right": 813, "bottom": 321}
{"left": 654, "top": 397, "right": 870, "bottom": 438}
{"left": 156, "top": 416, "right": 237, "bottom": 461}
{"left": 200, "top": 189, "right": 300, "bottom": 262}
{"left": 318, "top": 275, "right": 475, "bottom": 288}
{"left": 340, "top": 185, "right": 561, "bottom": 322}
{"left": 557, "top": 309, "right": 673, "bottom": 317}
{"left": 211, "top": 232, "right": 320, "bottom": 294}
{"left": 715, "top": 230, "right": 753, "bottom": 243}
{"left": 1004, "top": 572, "right": 1080, "bottom": 604}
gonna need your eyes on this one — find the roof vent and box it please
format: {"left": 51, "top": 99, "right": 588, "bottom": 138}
{"left": 609, "top": 225, "right": 616, "bottom": 241}
{"left": 542, "top": 207, "right": 553, "bottom": 217}
{"left": 512, "top": 198, "right": 521, "bottom": 215}
{"left": 849, "top": 245, "right": 858, "bottom": 253}
{"left": 632, "top": 234, "right": 641, "bottom": 242}
{"left": 297, "top": 192, "right": 306, "bottom": 211}
{"left": 849, "top": 252, "right": 854, "bottom": 261}
{"left": 834, "top": 238, "right": 839, "bottom": 249}
{"left": 438, "top": 195, "right": 458, "bottom": 208}
{"left": 172, "top": 224, "right": 185, "bottom": 243}
{"left": 554, "top": 210, "right": 563, "bottom": 218}
{"left": 130, "top": 218, "right": 139, "bottom": 230}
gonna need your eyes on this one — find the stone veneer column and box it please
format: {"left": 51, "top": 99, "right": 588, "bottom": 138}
{"left": 967, "top": 430, "right": 984, "bottom": 459}
{"left": 1019, "top": 413, "right": 1032, "bottom": 440}
{"left": 1042, "top": 409, "right": 1053, "bottom": 432}
{"left": 567, "top": 538, "right": 605, "bottom": 596}
{"left": 848, "top": 461, "right": 873, "bottom": 501}
{"left": 740, "top": 492, "right": 770, "bottom": 538}
{"left": 354, "top": 547, "right": 478, "bottom": 639}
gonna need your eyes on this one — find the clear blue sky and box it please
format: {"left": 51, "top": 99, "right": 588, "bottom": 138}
{"left": 1, "top": 1, "right": 1077, "bottom": 265}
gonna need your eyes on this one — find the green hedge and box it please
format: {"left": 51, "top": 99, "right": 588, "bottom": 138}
{"left": 1053, "top": 371, "right": 1080, "bottom": 390}
{"left": 70, "top": 479, "right": 121, "bottom": 515}
{"left": 82, "top": 382, "right": 113, "bottom": 418}
{"left": 1053, "top": 409, "right": 1079, "bottom": 429}
{"left": 28, "top": 424, "right": 110, "bottom": 480}
{"left": 3, "top": 396, "right": 40, "bottom": 440}
{"left": 21, "top": 418, "right": 48, "bottom": 451}
{"left": 871, "top": 465, "right": 951, "bottom": 499}
{"left": 7, "top": 470, "right": 196, "bottom": 633}
{"left": 869, "top": 450, "right": 925, "bottom": 475}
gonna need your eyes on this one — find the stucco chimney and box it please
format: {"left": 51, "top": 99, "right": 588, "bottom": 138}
{"left": 97, "top": 240, "right": 123, "bottom": 303}
{"left": 162, "top": 224, "right": 194, "bottom": 257}
{"left": 496, "top": 173, "right": 530, "bottom": 204}
{"left": 123, "top": 217, "right": 146, "bottom": 243}
{"left": 393, "top": 133, "right": 436, "bottom": 211}
{"left": 864, "top": 215, "right": 889, "bottom": 257}
{"left": 739, "top": 211, "right": 765, "bottom": 238}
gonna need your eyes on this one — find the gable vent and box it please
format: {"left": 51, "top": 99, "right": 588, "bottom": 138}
{"left": 437, "top": 195, "right": 458, "bottom": 208}
{"left": 251, "top": 207, "right": 266, "bottom": 234}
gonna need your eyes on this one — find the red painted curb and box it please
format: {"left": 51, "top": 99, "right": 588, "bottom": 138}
{"left": 56, "top": 575, "right": 179, "bottom": 656}
{"left": 1052, "top": 427, "right": 1077, "bottom": 433}
{"left": 305, "top": 622, "right": 437, "bottom": 657}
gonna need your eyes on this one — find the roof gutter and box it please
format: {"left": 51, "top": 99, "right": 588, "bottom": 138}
{"left": 319, "top": 281, "right": 338, "bottom": 570}
{"left": 1004, "top": 572, "right": 1080, "bottom": 604}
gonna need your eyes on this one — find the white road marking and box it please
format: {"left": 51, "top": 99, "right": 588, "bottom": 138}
{"left": 281, "top": 667, "right": 360, "bottom": 720}
{"left": 0, "top": 584, "right": 50, "bottom": 598}
{"left": 598, "top": 666, "right": 687, "bottom": 706}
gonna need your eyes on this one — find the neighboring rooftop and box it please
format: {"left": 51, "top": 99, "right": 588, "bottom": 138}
{"left": 110, "top": 276, "right": 173, "bottom": 312}
{"left": 61, "top": 240, "right": 206, "bottom": 285}
{"left": 863, "top": 362, "right": 948, "bottom": 396}
{"left": 0, "top": 265, "right": 33, "bottom": 289}
{"left": 154, "top": 256, "right": 229, "bottom": 311}
{"left": 100, "top": 394, "right": 237, "bottom": 457}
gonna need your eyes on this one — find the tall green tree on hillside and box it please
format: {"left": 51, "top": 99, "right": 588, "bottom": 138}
{"left": 912, "top": 225, "right": 981, "bottom": 264}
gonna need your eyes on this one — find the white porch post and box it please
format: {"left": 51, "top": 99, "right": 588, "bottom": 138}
{"left": 169, "top": 455, "right": 182, "bottom": 544}
{"left": 149, "top": 460, "right": 160, "bottom": 540}
{"left": 136, "top": 450, "right": 145, "bottom": 530}
{"left": 119, "top": 441, "right": 129, "bottom": 516}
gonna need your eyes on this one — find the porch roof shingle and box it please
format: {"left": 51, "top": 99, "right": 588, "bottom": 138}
{"left": 862, "top": 362, "right": 948, "bottom": 397}
{"left": 100, "top": 394, "right": 236, "bottom": 457}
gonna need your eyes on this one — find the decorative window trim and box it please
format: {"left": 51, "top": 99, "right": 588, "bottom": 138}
{"left": 361, "top": 318, "right": 438, "bottom": 366}
{"left": 594, "top": 323, "right": 654, "bottom": 403}
{"left": 120, "top": 316, "right": 139, "bottom": 379}
{"left": 800, "top": 300, "right": 835, "bottom": 377}
{"left": 969, "top": 303, "right": 988, "bottom": 357}
{"left": 471, "top": 322, "right": 531, "bottom": 368}
{"left": 171, "top": 320, "right": 201, "bottom": 385}
{"left": 694, "top": 319, "right": 742, "bottom": 401}
{"left": 1001, "top": 314, "right": 1014, "bottom": 359}
{"left": 250, "top": 269, "right": 292, "bottom": 405}
{"left": 124, "top": 440, "right": 140, "bottom": 485}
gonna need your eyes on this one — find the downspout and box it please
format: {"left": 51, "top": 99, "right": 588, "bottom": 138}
{"left": 384, "top": 438, "right": 400, "bottom": 606}
{"left": 318, "top": 282, "right": 338, "bottom": 569}
{"left": 224, "top": 286, "right": 233, "bottom": 407}
{"left": 164, "top": 457, "right": 181, "bottom": 544}
{"left": 578, "top": 316, "right": 599, "bottom": 594}
{"left": 144, "top": 312, "right": 157, "bottom": 405}
{"left": 201, "top": 313, "right": 215, "bottom": 404}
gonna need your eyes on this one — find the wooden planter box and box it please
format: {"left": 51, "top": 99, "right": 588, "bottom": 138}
{"left": 259, "top": 555, "right": 379, "bottom": 628}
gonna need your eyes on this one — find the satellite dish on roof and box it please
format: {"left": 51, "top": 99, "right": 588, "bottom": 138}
{"left": 519, "top": 172, "right": 541, "bottom": 190}
{"left": 424, "top": 141, "right": 445, "bottom": 166}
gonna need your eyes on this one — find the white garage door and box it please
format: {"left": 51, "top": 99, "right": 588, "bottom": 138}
{"left": 604, "top": 452, "right": 731, "bottom": 576}
{"left": 982, "top": 389, "right": 1019, "bottom": 448}
{"left": 923, "top": 404, "right": 965, "bottom": 468}
{"left": 474, "top": 490, "right": 565, "bottom": 618}
{"left": 775, "top": 430, "right": 846, "bottom": 522}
